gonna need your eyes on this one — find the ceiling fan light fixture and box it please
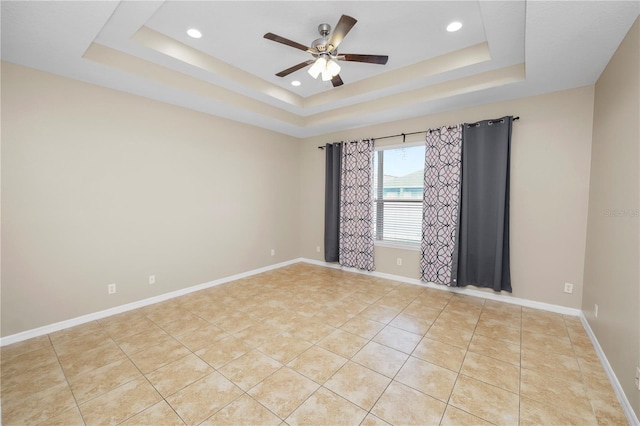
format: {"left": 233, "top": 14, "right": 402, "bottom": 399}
{"left": 326, "top": 59, "right": 341, "bottom": 76}
{"left": 308, "top": 57, "right": 327, "bottom": 79}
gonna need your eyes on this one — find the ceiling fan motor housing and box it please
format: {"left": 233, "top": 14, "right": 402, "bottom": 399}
{"left": 312, "top": 23, "right": 332, "bottom": 53}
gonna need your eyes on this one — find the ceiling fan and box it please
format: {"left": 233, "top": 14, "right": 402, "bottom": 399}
{"left": 264, "top": 15, "right": 389, "bottom": 87}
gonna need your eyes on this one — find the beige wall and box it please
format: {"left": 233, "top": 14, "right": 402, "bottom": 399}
{"left": 583, "top": 17, "right": 640, "bottom": 418}
{"left": 300, "top": 86, "right": 595, "bottom": 309}
{"left": 1, "top": 62, "right": 300, "bottom": 336}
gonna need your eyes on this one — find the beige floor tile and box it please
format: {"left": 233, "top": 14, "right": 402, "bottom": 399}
{"left": 286, "top": 387, "right": 367, "bottom": 425}
{"left": 40, "top": 405, "right": 86, "bottom": 426}
{"left": 373, "top": 325, "right": 422, "bottom": 354}
{"left": 200, "top": 394, "right": 281, "bottom": 426}
{"left": 440, "top": 405, "right": 493, "bottom": 426}
{"left": 248, "top": 367, "right": 319, "bottom": 419}
{"left": 79, "top": 376, "right": 161, "bottom": 426}
{"left": 1, "top": 359, "right": 67, "bottom": 402}
{"left": 468, "top": 333, "right": 521, "bottom": 366}
{"left": 521, "top": 397, "right": 598, "bottom": 425}
{"left": 57, "top": 339, "right": 126, "bottom": 380}
{"left": 156, "top": 327, "right": 216, "bottom": 356}
{"left": 590, "top": 394, "right": 628, "bottom": 425}
{"left": 460, "top": 351, "right": 520, "bottom": 393}
{"left": 100, "top": 315, "right": 159, "bottom": 341}
{"left": 116, "top": 324, "right": 175, "bottom": 355}
{"left": 144, "top": 304, "right": 193, "bottom": 326}
{"left": 264, "top": 311, "right": 302, "bottom": 331}
{"left": 232, "top": 322, "right": 283, "bottom": 348}
{"left": 521, "top": 347, "right": 581, "bottom": 379}
{"left": 166, "top": 371, "right": 244, "bottom": 425}
{"left": 195, "top": 335, "right": 252, "bottom": 369}
{"left": 389, "top": 312, "right": 434, "bottom": 335}
{"left": 352, "top": 341, "right": 408, "bottom": 378}
{"left": 52, "top": 328, "right": 115, "bottom": 357}
{"left": 120, "top": 400, "right": 186, "bottom": 425}
{"left": 324, "top": 361, "right": 391, "bottom": 410}
{"left": 360, "top": 413, "right": 392, "bottom": 425}
{"left": 287, "top": 318, "right": 336, "bottom": 343}
{"left": 340, "top": 316, "right": 385, "bottom": 339}
{"left": 1, "top": 345, "right": 59, "bottom": 377}
{"left": 474, "top": 318, "right": 521, "bottom": 344}
{"left": 1, "top": 381, "right": 76, "bottom": 425}
{"left": 424, "top": 322, "right": 474, "bottom": 349}
{"left": 215, "top": 311, "right": 259, "bottom": 333}
{"left": 1, "top": 265, "right": 627, "bottom": 426}
{"left": 395, "top": 356, "right": 458, "bottom": 402}
{"left": 286, "top": 345, "right": 348, "bottom": 383}
{"left": 371, "top": 380, "right": 446, "bottom": 426}
{"left": 161, "top": 312, "right": 212, "bottom": 337}
{"left": 1, "top": 335, "right": 52, "bottom": 364}
{"left": 358, "top": 304, "right": 400, "bottom": 323}
{"left": 128, "top": 338, "right": 190, "bottom": 374}
{"left": 69, "top": 358, "right": 141, "bottom": 404}
{"left": 317, "top": 329, "right": 368, "bottom": 358}
{"left": 520, "top": 366, "right": 594, "bottom": 419}
{"left": 146, "top": 353, "right": 214, "bottom": 397}
{"left": 522, "top": 314, "right": 568, "bottom": 338}
{"left": 258, "top": 334, "right": 313, "bottom": 364}
{"left": 479, "top": 308, "right": 522, "bottom": 326}
{"left": 449, "top": 375, "right": 519, "bottom": 426}
{"left": 436, "top": 309, "right": 480, "bottom": 331}
{"left": 412, "top": 337, "right": 467, "bottom": 372}
{"left": 522, "top": 329, "right": 574, "bottom": 357}
{"left": 49, "top": 321, "right": 104, "bottom": 344}
{"left": 312, "top": 307, "right": 355, "bottom": 328}
{"left": 218, "top": 349, "right": 282, "bottom": 391}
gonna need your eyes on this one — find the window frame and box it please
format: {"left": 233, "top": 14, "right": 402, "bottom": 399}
{"left": 372, "top": 141, "right": 424, "bottom": 251}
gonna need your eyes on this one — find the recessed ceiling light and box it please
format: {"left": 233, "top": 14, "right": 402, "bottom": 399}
{"left": 187, "top": 28, "right": 202, "bottom": 39}
{"left": 447, "top": 21, "right": 463, "bottom": 32}
{"left": 291, "top": 80, "right": 301, "bottom": 87}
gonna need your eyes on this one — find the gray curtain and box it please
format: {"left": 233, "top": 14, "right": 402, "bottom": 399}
{"left": 420, "top": 125, "right": 463, "bottom": 285}
{"left": 456, "top": 116, "right": 512, "bottom": 292}
{"left": 339, "top": 139, "right": 375, "bottom": 271}
{"left": 324, "top": 143, "right": 342, "bottom": 262}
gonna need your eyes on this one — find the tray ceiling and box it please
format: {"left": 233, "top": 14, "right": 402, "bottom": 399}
{"left": 2, "top": 1, "right": 638, "bottom": 137}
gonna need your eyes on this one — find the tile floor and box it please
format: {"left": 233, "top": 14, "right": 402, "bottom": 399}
{"left": 0, "top": 263, "right": 629, "bottom": 425}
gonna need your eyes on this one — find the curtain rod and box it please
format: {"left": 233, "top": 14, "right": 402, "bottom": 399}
{"left": 317, "top": 116, "right": 520, "bottom": 149}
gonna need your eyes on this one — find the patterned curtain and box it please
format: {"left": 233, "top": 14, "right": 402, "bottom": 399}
{"left": 339, "top": 139, "right": 375, "bottom": 271}
{"left": 420, "top": 125, "right": 463, "bottom": 285}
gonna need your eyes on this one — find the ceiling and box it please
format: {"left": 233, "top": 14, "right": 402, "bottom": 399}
{"left": 2, "top": 1, "right": 639, "bottom": 138}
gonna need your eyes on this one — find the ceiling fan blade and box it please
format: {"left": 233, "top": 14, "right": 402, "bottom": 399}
{"left": 327, "top": 15, "right": 357, "bottom": 51}
{"left": 264, "top": 32, "right": 309, "bottom": 52}
{"left": 341, "top": 54, "right": 389, "bottom": 65}
{"left": 331, "top": 74, "right": 344, "bottom": 87}
{"left": 275, "top": 60, "right": 315, "bottom": 77}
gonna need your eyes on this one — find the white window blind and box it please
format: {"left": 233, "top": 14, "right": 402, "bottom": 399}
{"left": 372, "top": 143, "right": 425, "bottom": 247}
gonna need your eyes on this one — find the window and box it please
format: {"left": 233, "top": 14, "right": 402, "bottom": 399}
{"left": 373, "top": 143, "right": 425, "bottom": 248}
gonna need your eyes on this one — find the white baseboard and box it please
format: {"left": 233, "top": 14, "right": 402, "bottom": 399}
{"left": 0, "top": 258, "right": 300, "bottom": 347}
{"left": 580, "top": 313, "right": 639, "bottom": 426}
{"left": 300, "top": 258, "right": 581, "bottom": 316}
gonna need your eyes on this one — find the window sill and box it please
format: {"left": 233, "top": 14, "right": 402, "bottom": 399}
{"left": 374, "top": 240, "right": 421, "bottom": 251}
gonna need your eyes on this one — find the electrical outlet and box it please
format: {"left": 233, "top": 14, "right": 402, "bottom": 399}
{"left": 149, "top": 275, "right": 155, "bottom": 285}
{"left": 316, "top": 246, "right": 321, "bottom": 253}
{"left": 594, "top": 304, "right": 599, "bottom": 318}
{"left": 108, "top": 283, "right": 116, "bottom": 294}
{"left": 564, "top": 282, "right": 573, "bottom": 294}
{"left": 270, "top": 249, "right": 275, "bottom": 256}
{"left": 635, "top": 366, "right": 640, "bottom": 390}
{"left": 396, "top": 258, "right": 402, "bottom": 266}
